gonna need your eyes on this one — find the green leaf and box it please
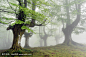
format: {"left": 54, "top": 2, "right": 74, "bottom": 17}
{"left": 9, "top": 2, "right": 19, "bottom": 7}
{"left": 0, "top": 21, "right": 8, "bottom": 24}
{"left": 21, "top": 26, "right": 34, "bottom": 33}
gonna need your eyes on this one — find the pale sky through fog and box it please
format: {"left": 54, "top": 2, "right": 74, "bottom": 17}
{"left": 72, "top": 32, "right": 86, "bottom": 44}
{"left": 20, "top": 31, "right": 86, "bottom": 48}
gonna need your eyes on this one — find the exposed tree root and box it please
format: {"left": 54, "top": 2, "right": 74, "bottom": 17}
{"left": 61, "top": 40, "right": 86, "bottom": 47}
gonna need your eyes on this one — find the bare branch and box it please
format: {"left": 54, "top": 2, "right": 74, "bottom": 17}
{"left": 43, "top": 26, "right": 47, "bottom": 35}
{"left": 7, "top": 0, "right": 16, "bottom": 12}
{"left": 0, "top": 9, "right": 16, "bottom": 15}
{"left": 0, "top": 9, "right": 13, "bottom": 13}
{"left": 35, "top": 19, "right": 46, "bottom": 26}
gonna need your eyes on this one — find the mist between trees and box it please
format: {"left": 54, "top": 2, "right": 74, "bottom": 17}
{"left": 0, "top": 0, "right": 86, "bottom": 49}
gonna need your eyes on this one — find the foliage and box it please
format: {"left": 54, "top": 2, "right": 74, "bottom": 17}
{"left": 21, "top": 26, "right": 34, "bottom": 33}
{"left": 49, "top": 0, "right": 86, "bottom": 35}
{"left": 0, "top": 0, "right": 53, "bottom": 33}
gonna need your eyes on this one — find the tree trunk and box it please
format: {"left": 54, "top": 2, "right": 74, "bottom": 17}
{"left": 63, "top": 31, "right": 83, "bottom": 46}
{"left": 62, "top": 26, "right": 82, "bottom": 46}
{"left": 10, "top": 25, "right": 25, "bottom": 50}
{"left": 39, "top": 39, "right": 43, "bottom": 47}
{"left": 55, "top": 37, "right": 59, "bottom": 45}
{"left": 10, "top": 30, "right": 20, "bottom": 50}
{"left": 43, "top": 38, "right": 47, "bottom": 46}
{"left": 19, "top": 30, "right": 25, "bottom": 47}
{"left": 24, "top": 37, "right": 30, "bottom": 48}
{"left": 61, "top": 1, "right": 81, "bottom": 46}
{"left": 62, "top": 25, "right": 73, "bottom": 45}
{"left": 56, "top": 40, "right": 59, "bottom": 45}
{"left": 63, "top": 33, "right": 72, "bottom": 45}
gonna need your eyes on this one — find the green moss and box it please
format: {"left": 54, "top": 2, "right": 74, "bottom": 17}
{"left": 1, "top": 44, "right": 86, "bottom": 57}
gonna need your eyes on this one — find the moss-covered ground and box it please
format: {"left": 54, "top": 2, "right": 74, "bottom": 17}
{"left": 0, "top": 44, "right": 86, "bottom": 57}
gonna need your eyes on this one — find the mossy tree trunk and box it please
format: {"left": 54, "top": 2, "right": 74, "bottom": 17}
{"left": 10, "top": 25, "right": 25, "bottom": 50}
{"left": 10, "top": 0, "right": 26, "bottom": 50}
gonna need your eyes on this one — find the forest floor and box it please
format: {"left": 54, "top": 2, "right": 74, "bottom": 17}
{"left": 0, "top": 44, "right": 86, "bottom": 57}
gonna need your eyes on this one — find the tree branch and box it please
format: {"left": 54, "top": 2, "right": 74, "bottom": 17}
{"left": 35, "top": 19, "right": 46, "bottom": 26}
{"left": 7, "top": 0, "right": 16, "bottom": 12}
{"left": 0, "top": 9, "right": 14, "bottom": 14}
{"left": 24, "top": 0, "right": 27, "bottom": 7}
{"left": 71, "top": 4, "right": 81, "bottom": 29}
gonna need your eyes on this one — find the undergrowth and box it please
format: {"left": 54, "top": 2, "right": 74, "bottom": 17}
{"left": 0, "top": 44, "right": 86, "bottom": 57}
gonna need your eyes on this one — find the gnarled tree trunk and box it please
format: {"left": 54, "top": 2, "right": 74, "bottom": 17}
{"left": 10, "top": 25, "right": 25, "bottom": 50}
{"left": 62, "top": 1, "right": 81, "bottom": 46}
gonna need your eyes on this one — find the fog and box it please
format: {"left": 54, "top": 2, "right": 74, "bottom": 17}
{"left": 0, "top": 0, "right": 86, "bottom": 50}
{"left": 0, "top": 26, "right": 86, "bottom": 49}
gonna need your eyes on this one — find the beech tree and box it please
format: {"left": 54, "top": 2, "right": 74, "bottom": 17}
{"left": 39, "top": 26, "right": 52, "bottom": 47}
{"left": 0, "top": 0, "right": 51, "bottom": 50}
{"left": 62, "top": 0, "right": 82, "bottom": 45}
{"left": 50, "top": 0, "right": 86, "bottom": 45}
{"left": 24, "top": 31, "right": 33, "bottom": 48}
{"left": 57, "top": 0, "right": 86, "bottom": 45}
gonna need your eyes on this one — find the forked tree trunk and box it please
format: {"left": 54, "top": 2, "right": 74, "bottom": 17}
{"left": 62, "top": 3, "right": 81, "bottom": 45}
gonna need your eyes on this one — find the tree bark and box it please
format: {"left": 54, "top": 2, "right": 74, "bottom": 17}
{"left": 10, "top": 25, "right": 25, "bottom": 50}
{"left": 11, "top": 30, "right": 20, "bottom": 50}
